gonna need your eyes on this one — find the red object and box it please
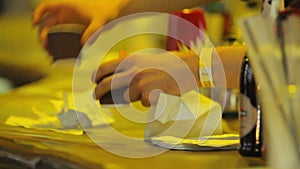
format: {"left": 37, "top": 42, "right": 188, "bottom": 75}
{"left": 222, "top": 12, "right": 231, "bottom": 39}
{"left": 166, "top": 9, "right": 206, "bottom": 51}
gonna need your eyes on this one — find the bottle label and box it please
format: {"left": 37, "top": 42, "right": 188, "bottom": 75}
{"left": 239, "top": 94, "right": 257, "bottom": 137}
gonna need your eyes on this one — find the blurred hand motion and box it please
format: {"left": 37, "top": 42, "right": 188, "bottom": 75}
{"left": 93, "top": 51, "right": 200, "bottom": 106}
{"left": 32, "top": 0, "right": 125, "bottom": 48}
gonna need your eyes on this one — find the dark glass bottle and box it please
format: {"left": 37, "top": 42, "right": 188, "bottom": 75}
{"left": 239, "top": 56, "right": 263, "bottom": 157}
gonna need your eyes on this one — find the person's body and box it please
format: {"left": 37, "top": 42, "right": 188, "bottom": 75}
{"left": 32, "top": 0, "right": 217, "bottom": 47}
{"left": 94, "top": 0, "right": 294, "bottom": 106}
{"left": 32, "top": 0, "right": 247, "bottom": 106}
{"left": 93, "top": 46, "right": 246, "bottom": 106}
{"left": 32, "top": 0, "right": 283, "bottom": 106}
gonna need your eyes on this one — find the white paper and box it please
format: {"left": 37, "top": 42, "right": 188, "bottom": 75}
{"left": 149, "top": 134, "right": 239, "bottom": 151}
{"left": 145, "top": 90, "right": 223, "bottom": 140}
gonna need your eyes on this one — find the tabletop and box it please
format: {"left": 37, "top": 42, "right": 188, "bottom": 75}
{"left": 0, "top": 59, "right": 266, "bottom": 169}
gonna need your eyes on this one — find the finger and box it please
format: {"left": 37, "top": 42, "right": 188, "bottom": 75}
{"left": 127, "top": 73, "right": 145, "bottom": 103}
{"left": 94, "top": 58, "right": 123, "bottom": 83}
{"left": 132, "top": 88, "right": 159, "bottom": 107}
{"left": 39, "top": 26, "right": 50, "bottom": 49}
{"left": 32, "top": 2, "right": 56, "bottom": 25}
{"left": 139, "top": 85, "right": 162, "bottom": 107}
{"left": 94, "top": 77, "right": 111, "bottom": 100}
{"left": 123, "top": 89, "right": 131, "bottom": 103}
{"left": 32, "top": 3, "right": 48, "bottom": 25}
{"left": 140, "top": 92, "right": 151, "bottom": 107}
{"left": 94, "top": 71, "right": 132, "bottom": 99}
{"left": 81, "top": 20, "right": 105, "bottom": 44}
{"left": 91, "top": 71, "right": 97, "bottom": 83}
{"left": 93, "top": 51, "right": 127, "bottom": 83}
{"left": 127, "top": 83, "right": 142, "bottom": 103}
{"left": 129, "top": 70, "right": 165, "bottom": 106}
{"left": 122, "top": 82, "right": 151, "bottom": 106}
{"left": 147, "top": 89, "right": 162, "bottom": 106}
{"left": 39, "top": 16, "right": 58, "bottom": 49}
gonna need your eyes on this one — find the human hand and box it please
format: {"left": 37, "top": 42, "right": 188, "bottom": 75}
{"left": 93, "top": 51, "right": 200, "bottom": 106}
{"left": 32, "top": 0, "right": 126, "bottom": 48}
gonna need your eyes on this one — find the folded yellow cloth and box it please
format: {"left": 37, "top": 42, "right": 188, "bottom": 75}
{"left": 4, "top": 91, "right": 114, "bottom": 135}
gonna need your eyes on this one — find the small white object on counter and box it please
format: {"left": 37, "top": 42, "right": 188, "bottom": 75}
{"left": 145, "top": 90, "right": 223, "bottom": 142}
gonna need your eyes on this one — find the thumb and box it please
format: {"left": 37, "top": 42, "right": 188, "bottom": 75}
{"left": 81, "top": 20, "right": 105, "bottom": 44}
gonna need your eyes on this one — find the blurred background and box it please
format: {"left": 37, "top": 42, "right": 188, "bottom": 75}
{"left": 0, "top": 0, "right": 261, "bottom": 95}
{"left": 0, "top": 0, "right": 52, "bottom": 94}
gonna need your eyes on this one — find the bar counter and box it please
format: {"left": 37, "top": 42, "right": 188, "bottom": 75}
{"left": 0, "top": 60, "right": 266, "bottom": 169}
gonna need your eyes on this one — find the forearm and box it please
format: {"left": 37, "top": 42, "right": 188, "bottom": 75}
{"left": 173, "top": 45, "right": 246, "bottom": 91}
{"left": 118, "top": 0, "right": 219, "bottom": 17}
{"left": 213, "top": 45, "right": 247, "bottom": 89}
